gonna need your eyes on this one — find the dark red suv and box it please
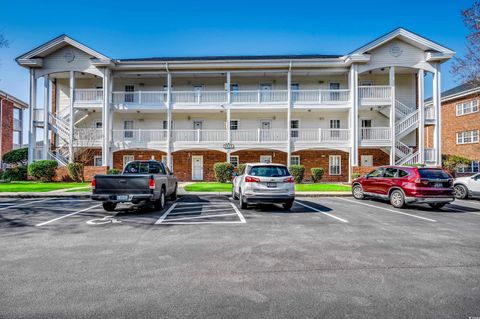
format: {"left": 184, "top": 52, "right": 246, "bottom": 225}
{"left": 352, "top": 166, "right": 455, "bottom": 209}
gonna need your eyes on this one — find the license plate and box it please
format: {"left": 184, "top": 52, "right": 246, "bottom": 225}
{"left": 117, "top": 195, "right": 129, "bottom": 201}
{"left": 267, "top": 182, "right": 276, "bottom": 188}
{"left": 434, "top": 183, "right": 443, "bottom": 188}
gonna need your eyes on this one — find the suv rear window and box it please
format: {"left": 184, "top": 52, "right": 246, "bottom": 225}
{"left": 249, "top": 166, "right": 289, "bottom": 177}
{"left": 418, "top": 169, "right": 451, "bottom": 179}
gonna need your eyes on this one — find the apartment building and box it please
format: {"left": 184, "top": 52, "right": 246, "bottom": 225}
{"left": 425, "top": 83, "right": 479, "bottom": 174}
{"left": 16, "top": 28, "right": 453, "bottom": 181}
{"left": 0, "top": 90, "right": 27, "bottom": 166}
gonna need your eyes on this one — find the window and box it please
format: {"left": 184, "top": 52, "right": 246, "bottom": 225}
{"left": 329, "top": 155, "right": 341, "bottom": 175}
{"left": 329, "top": 82, "right": 340, "bottom": 101}
{"left": 148, "top": 163, "right": 166, "bottom": 174}
{"left": 330, "top": 119, "right": 340, "bottom": 138}
{"left": 384, "top": 168, "right": 398, "bottom": 178}
{"left": 123, "top": 155, "right": 134, "bottom": 168}
{"left": 230, "top": 120, "right": 239, "bottom": 131}
{"left": 291, "top": 120, "right": 299, "bottom": 138}
{"left": 456, "top": 130, "right": 479, "bottom": 144}
{"left": 94, "top": 156, "right": 102, "bottom": 166}
{"left": 94, "top": 121, "right": 102, "bottom": 129}
{"left": 124, "top": 162, "right": 149, "bottom": 174}
{"left": 290, "top": 155, "right": 300, "bottom": 166}
{"left": 457, "top": 161, "right": 480, "bottom": 173}
{"left": 260, "top": 155, "right": 272, "bottom": 163}
{"left": 231, "top": 84, "right": 239, "bottom": 96}
{"left": 418, "top": 169, "right": 451, "bottom": 179}
{"left": 230, "top": 155, "right": 239, "bottom": 167}
{"left": 456, "top": 100, "right": 478, "bottom": 116}
{"left": 398, "top": 169, "right": 409, "bottom": 178}
{"left": 249, "top": 165, "right": 289, "bottom": 177}
{"left": 291, "top": 83, "right": 299, "bottom": 102}
{"left": 368, "top": 168, "right": 384, "bottom": 178}
{"left": 124, "top": 120, "right": 134, "bottom": 139}
{"left": 124, "top": 85, "right": 135, "bottom": 103}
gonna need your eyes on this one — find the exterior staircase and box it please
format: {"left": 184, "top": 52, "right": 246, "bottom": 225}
{"left": 47, "top": 111, "right": 72, "bottom": 166}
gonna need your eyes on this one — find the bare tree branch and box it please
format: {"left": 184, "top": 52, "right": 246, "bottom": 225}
{"left": 0, "top": 33, "right": 9, "bottom": 48}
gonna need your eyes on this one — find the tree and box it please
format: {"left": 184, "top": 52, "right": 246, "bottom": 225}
{"left": 451, "top": 1, "right": 480, "bottom": 86}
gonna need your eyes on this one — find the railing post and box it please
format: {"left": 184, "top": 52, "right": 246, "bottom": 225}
{"left": 138, "top": 129, "right": 141, "bottom": 142}
{"left": 257, "top": 90, "right": 261, "bottom": 104}
{"left": 139, "top": 91, "right": 142, "bottom": 105}
{"left": 257, "top": 128, "right": 261, "bottom": 142}
{"left": 197, "top": 129, "right": 201, "bottom": 142}
{"left": 318, "top": 128, "right": 322, "bottom": 142}
{"left": 197, "top": 91, "right": 200, "bottom": 104}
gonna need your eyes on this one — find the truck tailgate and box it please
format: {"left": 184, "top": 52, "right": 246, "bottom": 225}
{"left": 93, "top": 174, "right": 152, "bottom": 195}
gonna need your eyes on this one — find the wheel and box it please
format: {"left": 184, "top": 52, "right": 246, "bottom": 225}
{"left": 154, "top": 188, "right": 166, "bottom": 210}
{"left": 429, "top": 203, "right": 446, "bottom": 210}
{"left": 352, "top": 184, "right": 365, "bottom": 200}
{"left": 389, "top": 189, "right": 406, "bottom": 208}
{"left": 454, "top": 184, "right": 468, "bottom": 199}
{"left": 102, "top": 202, "right": 117, "bottom": 212}
{"left": 170, "top": 185, "right": 177, "bottom": 201}
{"left": 239, "top": 190, "right": 248, "bottom": 209}
{"left": 283, "top": 200, "right": 294, "bottom": 211}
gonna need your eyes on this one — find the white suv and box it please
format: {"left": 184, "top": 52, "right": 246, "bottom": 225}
{"left": 454, "top": 173, "right": 480, "bottom": 199}
{"left": 232, "top": 163, "right": 295, "bottom": 210}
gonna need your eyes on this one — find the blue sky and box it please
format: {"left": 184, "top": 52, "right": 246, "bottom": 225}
{"left": 0, "top": 0, "right": 473, "bottom": 103}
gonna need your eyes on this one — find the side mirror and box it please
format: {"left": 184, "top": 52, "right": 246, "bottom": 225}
{"left": 364, "top": 174, "right": 369, "bottom": 180}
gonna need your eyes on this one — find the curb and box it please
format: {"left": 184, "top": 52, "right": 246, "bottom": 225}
{"left": 0, "top": 193, "right": 91, "bottom": 198}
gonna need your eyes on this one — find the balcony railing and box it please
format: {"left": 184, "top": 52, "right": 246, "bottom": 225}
{"left": 74, "top": 89, "right": 103, "bottom": 103}
{"left": 425, "top": 148, "right": 436, "bottom": 162}
{"left": 112, "top": 91, "right": 167, "bottom": 105}
{"left": 172, "top": 91, "right": 227, "bottom": 104}
{"left": 74, "top": 128, "right": 103, "bottom": 145}
{"left": 359, "top": 86, "right": 392, "bottom": 103}
{"left": 231, "top": 129, "right": 288, "bottom": 142}
{"left": 360, "top": 127, "right": 391, "bottom": 141}
{"left": 112, "top": 129, "right": 169, "bottom": 144}
{"left": 231, "top": 90, "right": 288, "bottom": 104}
{"left": 32, "top": 109, "right": 44, "bottom": 122}
{"left": 425, "top": 105, "right": 435, "bottom": 120}
{"left": 292, "top": 90, "right": 350, "bottom": 104}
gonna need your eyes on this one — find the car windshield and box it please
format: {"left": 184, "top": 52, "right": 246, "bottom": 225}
{"left": 249, "top": 166, "right": 289, "bottom": 177}
{"left": 418, "top": 169, "right": 450, "bottom": 179}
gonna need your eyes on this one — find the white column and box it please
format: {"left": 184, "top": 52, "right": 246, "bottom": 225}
{"left": 68, "top": 71, "right": 75, "bottom": 163}
{"left": 226, "top": 71, "right": 231, "bottom": 105}
{"left": 166, "top": 73, "right": 173, "bottom": 170}
{"left": 349, "top": 64, "right": 359, "bottom": 167}
{"left": 28, "top": 69, "right": 37, "bottom": 164}
{"left": 389, "top": 66, "right": 396, "bottom": 165}
{"left": 43, "top": 75, "right": 49, "bottom": 160}
{"left": 102, "top": 69, "right": 110, "bottom": 166}
{"left": 226, "top": 71, "right": 232, "bottom": 162}
{"left": 433, "top": 63, "right": 442, "bottom": 166}
{"left": 417, "top": 69, "right": 425, "bottom": 164}
{"left": 287, "top": 70, "right": 292, "bottom": 167}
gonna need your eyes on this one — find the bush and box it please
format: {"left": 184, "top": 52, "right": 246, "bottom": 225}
{"left": 442, "top": 154, "right": 471, "bottom": 177}
{"left": 2, "top": 148, "right": 28, "bottom": 166}
{"left": 213, "top": 162, "right": 235, "bottom": 183}
{"left": 351, "top": 172, "right": 361, "bottom": 180}
{"left": 289, "top": 165, "right": 305, "bottom": 183}
{"left": 237, "top": 164, "right": 246, "bottom": 175}
{"left": 67, "top": 162, "right": 84, "bottom": 182}
{"left": 2, "top": 166, "right": 28, "bottom": 181}
{"left": 108, "top": 168, "right": 120, "bottom": 175}
{"left": 28, "top": 160, "right": 58, "bottom": 182}
{"left": 311, "top": 167, "right": 324, "bottom": 183}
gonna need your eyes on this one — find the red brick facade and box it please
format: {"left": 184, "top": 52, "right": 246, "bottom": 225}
{"left": 173, "top": 150, "right": 227, "bottom": 182}
{"left": 231, "top": 150, "right": 287, "bottom": 166}
{"left": 112, "top": 150, "right": 166, "bottom": 171}
{"left": 352, "top": 148, "right": 391, "bottom": 177}
{"left": 0, "top": 98, "right": 14, "bottom": 159}
{"left": 292, "top": 150, "right": 349, "bottom": 182}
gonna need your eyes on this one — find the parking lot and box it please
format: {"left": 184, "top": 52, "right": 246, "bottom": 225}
{"left": 1, "top": 195, "right": 480, "bottom": 318}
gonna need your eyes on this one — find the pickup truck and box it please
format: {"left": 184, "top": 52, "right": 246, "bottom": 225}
{"left": 91, "top": 160, "right": 177, "bottom": 211}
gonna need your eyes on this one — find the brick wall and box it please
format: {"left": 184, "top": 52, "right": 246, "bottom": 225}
{"left": 0, "top": 98, "right": 14, "bottom": 159}
{"left": 352, "top": 148, "right": 390, "bottom": 177}
{"left": 112, "top": 150, "right": 166, "bottom": 171}
{"left": 231, "top": 150, "right": 287, "bottom": 166}
{"left": 173, "top": 150, "right": 227, "bottom": 182}
{"left": 76, "top": 148, "right": 102, "bottom": 166}
{"left": 53, "top": 166, "right": 71, "bottom": 182}
{"left": 84, "top": 166, "right": 107, "bottom": 181}
{"left": 292, "top": 150, "right": 349, "bottom": 182}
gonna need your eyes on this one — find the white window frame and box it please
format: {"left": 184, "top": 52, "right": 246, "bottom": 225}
{"left": 124, "top": 84, "right": 135, "bottom": 103}
{"left": 456, "top": 130, "right": 479, "bottom": 144}
{"left": 123, "top": 120, "right": 134, "bottom": 139}
{"left": 456, "top": 100, "right": 479, "bottom": 116}
{"left": 123, "top": 155, "right": 134, "bottom": 168}
{"left": 230, "top": 155, "right": 239, "bottom": 167}
{"left": 290, "top": 155, "right": 300, "bottom": 166}
{"left": 260, "top": 155, "right": 272, "bottom": 163}
{"left": 230, "top": 119, "right": 239, "bottom": 131}
{"left": 291, "top": 119, "right": 300, "bottom": 138}
{"left": 457, "top": 160, "right": 480, "bottom": 173}
{"left": 93, "top": 156, "right": 102, "bottom": 166}
{"left": 329, "top": 155, "right": 341, "bottom": 175}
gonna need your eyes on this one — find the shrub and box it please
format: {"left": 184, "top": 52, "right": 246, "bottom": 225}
{"left": 403, "top": 163, "right": 426, "bottom": 167}
{"left": 2, "top": 148, "right": 28, "bottom": 166}
{"left": 237, "top": 164, "right": 246, "bottom": 175}
{"left": 289, "top": 165, "right": 305, "bottom": 183}
{"left": 108, "top": 168, "right": 120, "bottom": 175}
{"left": 213, "top": 162, "right": 235, "bottom": 183}
{"left": 28, "top": 160, "right": 58, "bottom": 182}
{"left": 67, "top": 162, "right": 84, "bottom": 182}
{"left": 351, "top": 172, "right": 361, "bottom": 180}
{"left": 2, "top": 166, "right": 28, "bottom": 181}
{"left": 442, "top": 154, "right": 471, "bottom": 177}
{"left": 311, "top": 167, "right": 325, "bottom": 183}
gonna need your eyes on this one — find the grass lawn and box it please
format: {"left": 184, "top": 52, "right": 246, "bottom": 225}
{"left": 184, "top": 182, "right": 351, "bottom": 192}
{"left": 0, "top": 182, "right": 89, "bottom": 193}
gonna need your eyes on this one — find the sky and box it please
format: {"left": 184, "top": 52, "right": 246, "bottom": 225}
{"left": 0, "top": 0, "right": 474, "bottom": 104}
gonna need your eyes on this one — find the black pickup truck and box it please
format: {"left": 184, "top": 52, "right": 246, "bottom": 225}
{"left": 91, "top": 160, "right": 177, "bottom": 211}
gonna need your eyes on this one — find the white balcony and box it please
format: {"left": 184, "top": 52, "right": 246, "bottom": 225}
{"left": 112, "top": 129, "right": 168, "bottom": 149}
{"left": 359, "top": 86, "right": 392, "bottom": 105}
{"left": 292, "top": 90, "right": 350, "bottom": 106}
{"left": 74, "top": 89, "right": 103, "bottom": 106}
{"left": 360, "top": 127, "right": 392, "bottom": 145}
{"left": 74, "top": 128, "right": 103, "bottom": 147}
{"left": 291, "top": 129, "right": 350, "bottom": 144}
{"left": 230, "top": 90, "right": 288, "bottom": 105}
{"left": 112, "top": 91, "right": 168, "bottom": 111}
{"left": 172, "top": 91, "right": 227, "bottom": 104}
{"left": 231, "top": 129, "right": 288, "bottom": 143}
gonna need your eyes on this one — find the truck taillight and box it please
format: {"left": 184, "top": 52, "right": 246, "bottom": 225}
{"left": 283, "top": 176, "right": 294, "bottom": 183}
{"left": 149, "top": 178, "right": 155, "bottom": 190}
{"left": 245, "top": 176, "right": 260, "bottom": 183}
{"left": 91, "top": 179, "right": 96, "bottom": 190}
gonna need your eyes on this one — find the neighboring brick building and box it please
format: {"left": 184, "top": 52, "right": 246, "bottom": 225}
{"left": 0, "top": 90, "right": 28, "bottom": 167}
{"left": 425, "top": 83, "right": 480, "bottom": 174}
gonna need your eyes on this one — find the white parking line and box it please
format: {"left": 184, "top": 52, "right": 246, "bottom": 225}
{"left": 294, "top": 201, "right": 348, "bottom": 223}
{"left": 35, "top": 204, "right": 101, "bottom": 227}
{"left": 0, "top": 199, "right": 52, "bottom": 211}
{"left": 169, "top": 208, "right": 233, "bottom": 215}
{"left": 337, "top": 198, "right": 437, "bottom": 222}
{"left": 162, "top": 213, "right": 238, "bottom": 222}
{"left": 154, "top": 203, "right": 178, "bottom": 225}
{"left": 230, "top": 202, "right": 246, "bottom": 223}
{"left": 174, "top": 205, "right": 232, "bottom": 211}
{"left": 175, "top": 202, "right": 231, "bottom": 206}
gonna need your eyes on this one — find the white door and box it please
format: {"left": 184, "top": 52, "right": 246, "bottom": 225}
{"left": 260, "top": 120, "right": 272, "bottom": 141}
{"left": 361, "top": 155, "right": 373, "bottom": 167}
{"left": 192, "top": 156, "right": 203, "bottom": 181}
{"left": 361, "top": 119, "right": 372, "bottom": 140}
{"left": 260, "top": 155, "right": 272, "bottom": 163}
{"left": 260, "top": 84, "right": 272, "bottom": 102}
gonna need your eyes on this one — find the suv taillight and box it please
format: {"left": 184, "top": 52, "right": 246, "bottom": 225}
{"left": 91, "top": 179, "right": 96, "bottom": 190}
{"left": 149, "top": 178, "right": 155, "bottom": 190}
{"left": 283, "top": 176, "right": 294, "bottom": 183}
{"left": 414, "top": 178, "right": 430, "bottom": 186}
{"left": 245, "top": 176, "right": 260, "bottom": 183}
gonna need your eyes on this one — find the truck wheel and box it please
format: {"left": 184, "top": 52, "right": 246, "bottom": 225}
{"left": 454, "top": 184, "right": 468, "bottom": 199}
{"left": 102, "top": 202, "right": 117, "bottom": 212}
{"left": 170, "top": 186, "right": 177, "bottom": 201}
{"left": 283, "top": 200, "right": 294, "bottom": 211}
{"left": 154, "top": 188, "right": 166, "bottom": 210}
{"left": 239, "top": 190, "right": 248, "bottom": 209}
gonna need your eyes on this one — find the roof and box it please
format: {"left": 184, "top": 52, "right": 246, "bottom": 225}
{"left": 425, "top": 82, "right": 479, "bottom": 104}
{"left": 117, "top": 54, "right": 342, "bottom": 62}
{"left": 0, "top": 90, "right": 29, "bottom": 109}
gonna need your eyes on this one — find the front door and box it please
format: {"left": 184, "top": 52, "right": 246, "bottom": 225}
{"left": 192, "top": 156, "right": 203, "bottom": 181}
{"left": 260, "top": 84, "right": 272, "bottom": 103}
{"left": 260, "top": 120, "right": 272, "bottom": 141}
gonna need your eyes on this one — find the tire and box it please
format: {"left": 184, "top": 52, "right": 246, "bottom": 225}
{"left": 154, "top": 188, "right": 166, "bottom": 210}
{"left": 352, "top": 184, "right": 365, "bottom": 200}
{"left": 429, "top": 203, "right": 446, "bottom": 210}
{"left": 283, "top": 200, "right": 294, "bottom": 211}
{"left": 389, "top": 189, "right": 406, "bottom": 209}
{"left": 239, "top": 190, "right": 248, "bottom": 209}
{"left": 102, "top": 202, "right": 117, "bottom": 212}
{"left": 170, "top": 185, "right": 177, "bottom": 201}
{"left": 454, "top": 184, "right": 468, "bottom": 199}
